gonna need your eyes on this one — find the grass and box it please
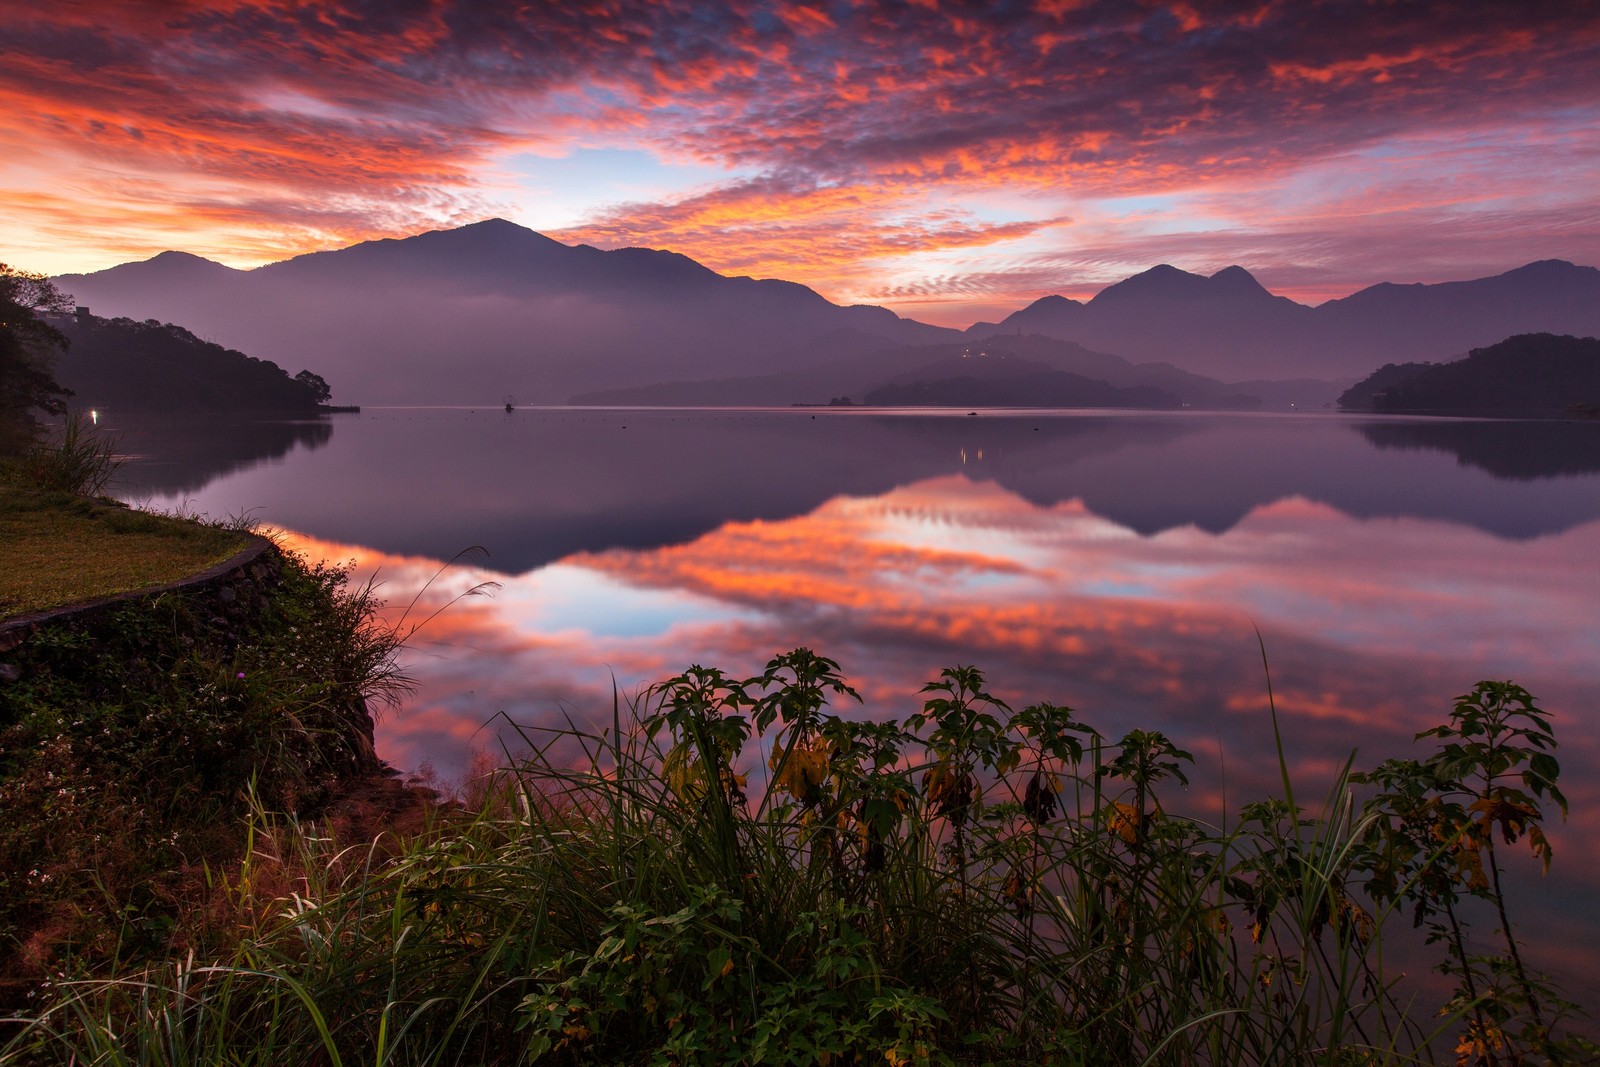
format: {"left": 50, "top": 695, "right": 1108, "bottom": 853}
{"left": 0, "top": 489, "right": 247, "bottom": 620}
{"left": 1, "top": 652, "right": 1591, "bottom": 1065}
{"left": 0, "top": 414, "right": 246, "bottom": 620}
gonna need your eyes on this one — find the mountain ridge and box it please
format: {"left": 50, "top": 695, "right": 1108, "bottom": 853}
{"left": 57, "top": 220, "right": 952, "bottom": 403}
{"left": 969, "top": 259, "right": 1600, "bottom": 379}
{"left": 54, "top": 220, "right": 1600, "bottom": 402}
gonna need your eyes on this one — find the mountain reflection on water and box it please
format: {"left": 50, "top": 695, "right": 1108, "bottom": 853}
{"left": 110, "top": 414, "right": 333, "bottom": 498}
{"left": 104, "top": 407, "right": 1600, "bottom": 984}
{"left": 1359, "top": 418, "right": 1600, "bottom": 480}
{"left": 108, "top": 409, "right": 1600, "bottom": 570}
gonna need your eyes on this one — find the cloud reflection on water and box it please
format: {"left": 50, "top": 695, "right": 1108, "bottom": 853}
{"left": 271, "top": 473, "right": 1600, "bottom": 956}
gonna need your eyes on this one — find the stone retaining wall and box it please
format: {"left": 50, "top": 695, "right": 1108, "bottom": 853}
{"left": 0, "top": 536, "right": 379, "bottom": 772}
{"left": 0, "top": 535, "right": 279, "bottom": 666}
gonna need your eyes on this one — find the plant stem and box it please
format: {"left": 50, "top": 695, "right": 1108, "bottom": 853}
{"left": 1483, "top": 836, "right": 1556, "bottom": 1062}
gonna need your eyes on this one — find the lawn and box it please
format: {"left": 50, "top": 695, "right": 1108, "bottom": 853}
{"left": 0, "top": 488, "right": 247, "bottom": 620}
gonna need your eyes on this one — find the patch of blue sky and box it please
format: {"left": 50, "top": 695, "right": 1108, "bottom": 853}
{"left": 877, "top": 561, "right": 1024, "bottom": 593}
{"left": 502, "top": 147, "right": 757, "bottom": 231}
{"left": 1093, "top": 192, "right": 1184, "bottom": 218}
{"left": 945, "top": 567, "right": 1024, "bottom": 592}
{"left": 922, "top": 188, "right": 1050, "bottom": 227}
{"left": 500, "top": 563, "right": 762, "bottom": 638}
{"left": 1079, "top": 579, "right": 1160, "bottom": 599}
{"left": 1075, "top": 191, "right": 1233, "bottom": 236}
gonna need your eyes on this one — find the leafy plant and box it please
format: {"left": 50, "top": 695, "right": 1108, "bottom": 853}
{"left": 1355, "top": 681, "right": 1594, "bottom": 1065}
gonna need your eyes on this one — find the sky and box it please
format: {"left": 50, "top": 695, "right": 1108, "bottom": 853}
{"left": 3, "top": 1, "right": 1599, "bottom": 327}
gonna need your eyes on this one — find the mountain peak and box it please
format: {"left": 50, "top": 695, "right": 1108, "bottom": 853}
{"left": 418, "top": 217, "right": 563, "bottom": 248}
{"left": 1028, "top": 294, "right": 1084, "bottom": 310}
{"left": 1499, "top": 259, "right": 1592, "bottom": 280}
{"left": 58, "top": 249, "right": 239, "bottom": 282}
{"left": 1209, "top": 264, "right": 1268, "bottom": 293}
{"left": 1090, "top": 264, "right": 1210, "bottom": 303}
{"left": 148, "top": 250, "right": 222, "bottom": 264}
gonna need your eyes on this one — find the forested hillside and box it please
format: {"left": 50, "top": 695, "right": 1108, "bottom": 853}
{"left": 53, "top": 313, "right": 331, "bottom": 412}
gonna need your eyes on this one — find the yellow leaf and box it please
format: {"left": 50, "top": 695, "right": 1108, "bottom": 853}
{"left": 1529, "top": 824, "right": 1554, "bottom": 875}
{"left": 772, "top": 736, "right": 831, "bottom": 804}
{"left": 1108, "top": 801, "right": 1142, "bottom": 845}
{"left": 1468, "top": 795, "right": 1538, "bottom": 844}
{"left": 663, "top": 743, "right": 705, "bottom": 804}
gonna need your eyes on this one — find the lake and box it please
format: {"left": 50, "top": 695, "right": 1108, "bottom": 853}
{"left": 103, "top": 405, "right": 1600, "bottom": 984}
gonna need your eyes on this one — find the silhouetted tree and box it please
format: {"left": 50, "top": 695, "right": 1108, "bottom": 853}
{"left": 1, "top": 264, "right": 74, "bottom": 450}
{"left": 294, "top": 369, "right": 332, "bottom": 404}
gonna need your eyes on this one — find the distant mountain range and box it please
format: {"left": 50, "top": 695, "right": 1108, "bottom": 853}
{"left": 968, "top": 260, "right": 1600, "bottom": 380}
{"left": 54, "top": 220, "right": 1600, "bottom": 404}
{"left": 861, "top": 353, "right": 1184, "bottom": 408}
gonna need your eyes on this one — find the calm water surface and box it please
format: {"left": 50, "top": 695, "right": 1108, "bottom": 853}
{"left": 105, "top": 407, "right": 1600, "bottom": 981}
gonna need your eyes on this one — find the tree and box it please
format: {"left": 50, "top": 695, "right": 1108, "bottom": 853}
{"left": 1, "top": 263, "right": 74, "bottom": 447}
{"left": 294, "top": 369, "right": 332, "bottom": 404}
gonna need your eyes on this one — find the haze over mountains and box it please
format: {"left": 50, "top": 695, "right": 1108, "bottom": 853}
{"left": 966, "top": 259, "right": 1600, "bottom": 380}
{"left": 58, "top": 220, "right": 949, "bottom": 405}
{"left": 55, "top": 219, "right": 1600, "bottom": 405}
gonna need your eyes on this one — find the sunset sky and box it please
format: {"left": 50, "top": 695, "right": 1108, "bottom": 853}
{"left": 4, "top": 0, "right": 1598, "bottom": 325}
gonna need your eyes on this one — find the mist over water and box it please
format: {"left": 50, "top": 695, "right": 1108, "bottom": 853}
{"left": 105, "top": 407, "right": 1600, "bottom": 983}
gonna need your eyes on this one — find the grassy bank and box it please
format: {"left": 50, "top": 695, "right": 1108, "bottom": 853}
{"left": 0, "top": 539, "right": 409, "bottom": 994}
{"left": 0, "top": 417, "right": 410, "bottom": 1003}
{"left": 0, "top": 421, "right": 410, "bottom": 1002}
{"left": 2, "top": 649, "right": 1592, "bottom": 1065}
{"left": 0, "top": 489, "right": 246, "bottom": 620}
{"left": 0, "top": 417, "right": 246, "bottom": 621}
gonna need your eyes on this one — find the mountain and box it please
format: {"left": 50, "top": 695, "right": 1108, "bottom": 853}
{"left": 56, "top": 222, "right": 1600, "bottom": 401}
{"left": 1337, "top": 333, "right": 1600, "bottom": 417}
{"left": 969, "top": 265, "right": 1314, "bottom": 379}
{"left": 56, "top": 219, "right": 956, "bottom": 404}
{"left": 1315, "top": 261, "right": 1600, "bottom": 360}
{"left": 970, "top": 261, "right": 1600, "bottom": 380}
